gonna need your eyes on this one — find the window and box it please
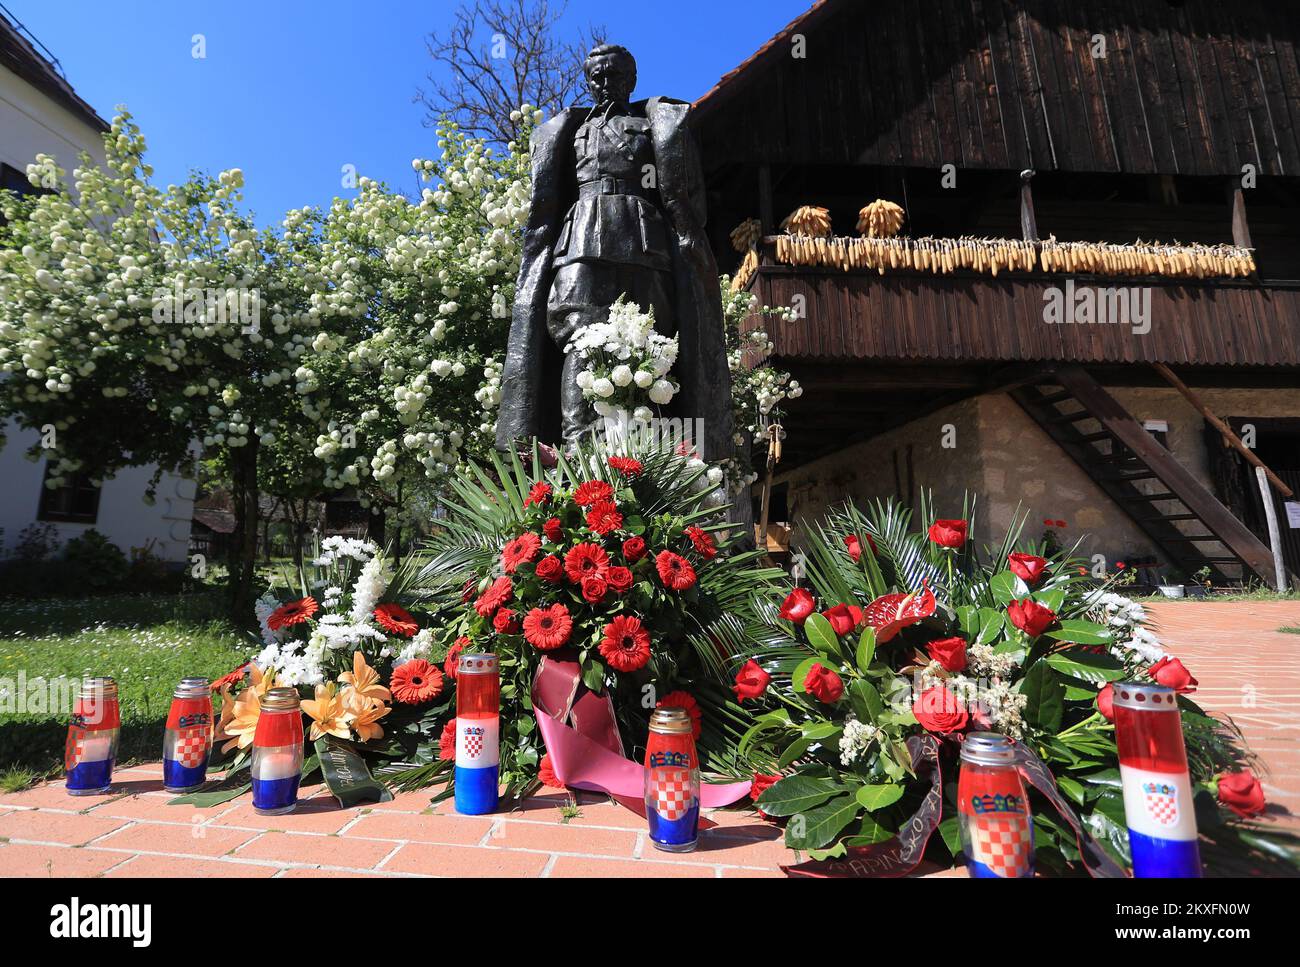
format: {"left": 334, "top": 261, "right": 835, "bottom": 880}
{"left": 36, "top": 466, "right": 101, "bottom": 524}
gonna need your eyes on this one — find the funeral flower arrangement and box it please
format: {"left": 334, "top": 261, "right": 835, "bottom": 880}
{"left": 735, "top": 495, "right": 1293, "bottom": 874}
{"left": 569, "top": 297, "right": 680, "bottom": 424}
{"left": 400, "top": 439, "right": 779, "bottom": 797}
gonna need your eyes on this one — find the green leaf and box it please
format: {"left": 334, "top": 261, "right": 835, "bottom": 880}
{"left": 754, "top": 774, "right": 847, "bottom": 817}
{"left": 989, "top": 570, "right": 1018, "bottom": 605}
{"left": 1020, "top": 660, "right": 1065, "bottom": 733}
{"left": 974, "top": 607, "right": 1006, "bottom": 645}
{"left": 791, "top": 656, "right": 822, "bottom": 693}
{"left": 1043, "top": 619, "right": 1114, "bottom": 646}
{"left": 1045, "top": 649, "right": 1126, "bottom": 683}
{"left": 855, "top": 783, "right": 904, "bottom": 811}
{"left": 849, "top": 678, "right": 884, "bottom": 723}
{"left": 938, "top": 816, "right": 962, "bottom": 856}
{"left": 855, "top": 626, "right": 876, "bottom": 672}
{"left": 803, "top": 612, "right": 840, "bottom": 657}
{"left": 785, "top": 793, "right": 861, "bottom": 850}
{"left": 1034, "top": 588, "right": 1066, "bottom": 613}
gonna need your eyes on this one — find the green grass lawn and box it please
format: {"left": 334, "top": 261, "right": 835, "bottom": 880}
{"left": 0, "top": 591, "right": 250, "bottom": 777}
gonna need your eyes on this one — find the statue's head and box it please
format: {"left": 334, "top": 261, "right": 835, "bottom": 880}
{"left": 584, "top": 44, "right": 636, "bottom": 106}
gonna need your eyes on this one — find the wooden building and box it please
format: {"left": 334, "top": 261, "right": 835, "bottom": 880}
{"left": 691, "top": 0, "right": 1300, "bottom": 586}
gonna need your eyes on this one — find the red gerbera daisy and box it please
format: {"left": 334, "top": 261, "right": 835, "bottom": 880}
{"left": 445, "top": 636, "right": 469, "bottom": 679}
{"left": 585, "top": 500, "right": 623, "bottom": 536}
{"left": 211, "top": 663, "right": 248, "bottom": 692}
{"left": 598, "top": 615, "right": 652, "bottom": 672}
{"left": 474, "top": 576, "right": 513, "bottom": 617}
{"left": 564, "top": 542, "right": 610, "bottom": 583}
{"left": 524, "top": 481, "right": 552, "bottom": 507}
{"left": 373, "top": 603, "right": 418, "bottom": 637}
{"left": 390, "top": 659, "right": 445, "bottom": 704}
{"left": 538, "top": 754, "right": 565, "bottom": 789}
{"left": 684, "top": 525, "right": 717, "bottom": 559}
{"left": 501, "top": 532, "right": 542, "bottom": 573}
{"left": 573, "top": 480, "right": 614, "bottom": 507}
{"left": 608, "top": 456, "right": 643, "bottom": 477}
{"left": 267, "top": 596, "right": 318, "bottom": 631}
{"left": 523, "top": 603, "right": 573, "bottom": 651}
{"left": 655, "top": 550, "right": 697, "bottom": 591}
{"left": 438, "top": 718, "right": 456, "bottom": 760}
{"left": 657, "top": 690, "right": 702, "bottom": 739}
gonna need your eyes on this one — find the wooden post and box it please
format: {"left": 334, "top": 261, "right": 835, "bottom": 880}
{"left": 758, "top": 164, "right": 775, "bottom": 237}
{"left": 1152, "top": 362, "right": 1293, "bottom": 497}
{"left": 1228, "top": 183, "right": 1253, "bottom": 249}
{"left": 1255, "top": 466, "right": 1288, "bottom": 592}
{"left": 1019, "top": 169, "right": 1038, "bottom": 241}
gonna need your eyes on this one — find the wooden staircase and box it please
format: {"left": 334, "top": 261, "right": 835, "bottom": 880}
{"left": 1010, "top": 365, "right": 1279, "bottom": 585}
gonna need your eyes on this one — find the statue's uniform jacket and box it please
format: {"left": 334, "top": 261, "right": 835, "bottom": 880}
{"left": 496, "top": 96, "right": 734, "bottom": 463}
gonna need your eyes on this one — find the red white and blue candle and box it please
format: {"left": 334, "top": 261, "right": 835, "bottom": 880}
{"left": 65, "top": 677, "right": 120, "bottom": 796}
{"left": 1113, "top": 682, "right": 1201, "bottom": 878}
{"left": 455, "top": 653, "right": 500, "bottom": 815}
{"left": 251, "top": 687, "right": 304, "bottom": 815}
{"left": 643, "top": 707, "right": 700, "bottom": 852}
{"left": 957, "top": 732, "right": 1034, "bottom": 878}
{"left": 163, "top": 678, "right": 213, "bottom": 792}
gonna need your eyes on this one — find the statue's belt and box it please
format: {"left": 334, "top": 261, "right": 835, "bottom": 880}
{"left": 577, "top": 177, "right": 653, "bottom": 199}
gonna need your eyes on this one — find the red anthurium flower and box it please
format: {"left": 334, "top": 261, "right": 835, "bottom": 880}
{"left": 564, "top": 542, "right": 610, "bottom": 583}
{"left": 573, "top": 480, "right": 614, "bottom": 507}
{"left": 844, "top": 533, "right": 876, "bottom": 562}
{"left": 267, "top": 596, "right": 318, "bottom": 631}
{"left": 1007, "top": 598, "right": 1057, "bottom": 638}
{"left": 474, "top": 576, "right": 513, "bottom": 617}
{"left": 1008, "top": 552, "right": 1049, "bottom": 584}
{"left": 822, "top": 603, "right": 865, "bottom": 636}
{"left": 608, "top": 455, "right": 643, "bottom": 477}
{"left": 803, "top": 663, "right": 844, "bottom": 703}
{"left": 1149, "top": 656, "right": 1198, "bottom": 693}
{"left": 598, "top": 615, "right": 651, "bottom": 671}
{"left": 928, "top": 519, "right": 968, "bottom": 548}
{"left": 657, "top": 690, "right": 702, "bottom": 738}
{"left": 1218, "top": 769, "right": 1266, "bottom": 818}
{"left": 374, "top": 603, "right": 418, "bottom": 637}
{"left": 502, "top": 532, "right": 542, "bottom": 573}
{"left": 655, "top": 550, "right": 697, "bottom": 591}
{"left": 523, "top": 603, "right": 573, "bottom": 651}
{"left": 913, "top": 686, "right": 968, "bottom": 733}
{"left": 861, "top": 582, "right": 937, "bottom": 643}
{"left": 732, "top": 659, "right": 772, "bottom": 701}
{"left": 926, "top": 636, "right": 967, "bottom": 673}
{"left": 524, "top": 482, "right": 552, "bottom": 507}
{"left": 779, "top": 587, "right": 816, "bottom": 625}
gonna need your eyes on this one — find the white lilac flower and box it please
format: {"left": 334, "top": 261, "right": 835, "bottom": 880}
{"left": 839, "top": 714, "right": 880, "bottom": 766}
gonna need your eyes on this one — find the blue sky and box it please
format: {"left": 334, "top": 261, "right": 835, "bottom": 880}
{"left": 8, "top": 0, "right": 810, "bottom": 224}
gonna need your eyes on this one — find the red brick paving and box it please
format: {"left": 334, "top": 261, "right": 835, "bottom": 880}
{"left": 1, "top": 600, "right": 1294, "bottom": 877}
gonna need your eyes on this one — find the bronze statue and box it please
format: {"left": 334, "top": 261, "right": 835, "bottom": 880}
{"left": 496, "top": 44, "right": 733, "bottom": 462}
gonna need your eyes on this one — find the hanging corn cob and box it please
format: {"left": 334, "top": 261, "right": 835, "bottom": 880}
{"left": 856, "top": 199, "right": 906, "bottom": 238}
{"left": 780, "top": 205, "right": 833, "bottom": 237}
{"left": 728, "top": 217, "right": 763, "bottom": 291}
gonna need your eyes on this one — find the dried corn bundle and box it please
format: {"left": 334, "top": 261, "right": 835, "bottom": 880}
{"left": 780, "top": 205, "right": 833, "bottom": 237}
{"left": 730, "top": 217, "right": 763, "bottom": 252}
{"left": 730, "top": 247, "right": 759, "bottom": 291}
{"left": 856, "top": 199, "right": 906, "bottom": 238}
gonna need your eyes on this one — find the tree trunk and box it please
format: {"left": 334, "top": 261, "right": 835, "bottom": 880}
{"left": 228, "top": 440, "right": 260, "bottom": 629}
{"left": 291, "top": 499, "right": 308, "bottom": 572}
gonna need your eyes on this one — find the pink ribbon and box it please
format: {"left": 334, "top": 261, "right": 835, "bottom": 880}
{"left": 532, "top": 652, "right": 751, "bottom": 808}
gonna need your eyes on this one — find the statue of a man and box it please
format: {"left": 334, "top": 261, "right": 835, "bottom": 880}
{"left": 495, "top": 44, "right": 733, "bottom": 462}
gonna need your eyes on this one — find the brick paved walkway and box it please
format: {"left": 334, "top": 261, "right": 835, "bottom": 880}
{"left": 1, "top": 599, "right": 1295, "bottom": 877}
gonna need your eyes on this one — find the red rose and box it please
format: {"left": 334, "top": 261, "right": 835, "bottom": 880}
{"left": 622, "top": 535, "right": 647, "bottom": 562}
{"left": 1097, "top": 682, "right": 1115, "bottom": 722}
{"left": 1008, "top": 552, "right": 1049, "bottom": 584}
{"left": 928, "top": 519, "right": 968, "bottom": 548}
{"left": 1149, "top": 656, "right": 1198, "bottom": 694}
{"left": 913, "top": 686, "right": 968, "bottom": 733}
{"left": 927, "top": 636, "right": 967, "bottom": 673}
{"left": 493, "top": 608, "right": 521, "bottom": 635}
{"left": 543, "top": 517, "right": 562, "bottom": 542}
{"left": 534, "top": 554, "right": 564, "bottom": 584}
{"left": 844, "top": 533, "right": 876, "bottom": 562}
{"left": 750, "top": 772, "right": 782, "bottom": 818}
{"left": 822, "top": 603, "right": 865, "bottom": 636}
{"left": 1217, "top": 770, "right": 1266, "bottom": 818}
{"left": 607, "top": 565, "right": 633, "bottom": 593}
{"left": 779, "top": 587, "right": 816, "bottom": 625}
{"left": 732, "top": 658, "right": 771, "bottom": 701}
{"left": 655, "top": 550, "right": 697, "bottom": 591}
{"left": 581, "top": 575, "right": 608, "bottom": 603}
{"left": 1007, "top": 597, "right": 1057, "bottom": 637}
{"left": 803, "top": 662, "right": 844, "bottom": 703}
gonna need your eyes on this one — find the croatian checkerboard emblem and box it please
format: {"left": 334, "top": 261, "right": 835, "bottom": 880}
{"left": 65, "top": 727, "right": 85, "bottom": 772}
{"left": 971, "top": 815, "right": 1033, "bottom": 878}
{"left": 173, "top": 727, "right": 208, "bottom": 768}
{"left": 1143, "top": 781, "right": 1178, "bottom": 826}
{"left": 654, "top": 768, "right": 694, "bottom": 820}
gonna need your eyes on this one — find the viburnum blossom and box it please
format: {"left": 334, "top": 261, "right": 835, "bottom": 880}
{"left": 598, "top": 615, "right": 651, "bottom": 671}
{"left": 655, "top": 550, "right": 697, "bottom": 591}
